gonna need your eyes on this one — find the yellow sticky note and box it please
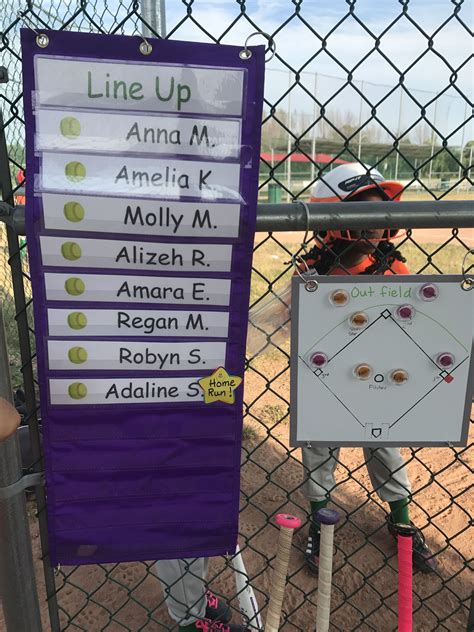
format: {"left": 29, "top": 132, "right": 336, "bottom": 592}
{"left": 198, "top": 367, "right": 242, "bottom": 404}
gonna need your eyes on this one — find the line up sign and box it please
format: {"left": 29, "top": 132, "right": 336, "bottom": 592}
{"left": 22, "top": 29, "right": 265, "bottom": 565}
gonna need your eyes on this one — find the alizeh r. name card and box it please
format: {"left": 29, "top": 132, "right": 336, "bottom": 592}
{"left": 21, "top": 29, "right": 264, "bottom": 565}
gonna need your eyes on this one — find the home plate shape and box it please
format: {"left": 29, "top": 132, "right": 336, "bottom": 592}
{"left": 290, "top": 275, "right": 474, "bottom": 447}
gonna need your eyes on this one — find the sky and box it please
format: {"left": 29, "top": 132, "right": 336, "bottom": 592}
{"left": 4, "top": 0, "right": 473, "bottom": 145}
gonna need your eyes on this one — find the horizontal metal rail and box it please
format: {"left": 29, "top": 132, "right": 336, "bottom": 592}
{"left": 256, "top": 200, "right": 474, "bottom": 232}
{"left": 0, "top": 200, "right": 473, "bottom": 236}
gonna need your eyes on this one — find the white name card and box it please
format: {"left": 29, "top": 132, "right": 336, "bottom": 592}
{"left": 41, "top": 193, "right": 241, "bottom": 239}
{"left": 40, "top": 153, "right": 241, "bottom": 201}
{"left": 40, "top": 236, "right": 233, "bottom": 273}
{"left": 47, "top": 308, "right": 229, "bottom": 338}
{"left": 44, "top": 273, "right": 231, "bottom": 306}
{"left": 47, "top": 340, "right": 227, "bottom": 371}
{"left": 49, "top": 376, "right": 204, "bottom": 405}
{"left": 36, "top": 109, "right": 241, "bottom": 159}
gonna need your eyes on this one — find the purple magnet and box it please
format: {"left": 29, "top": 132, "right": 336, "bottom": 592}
{"left": 419, "top": 283, "right": 439, "bottom": 301}
{"left": 310, "top": 352, "right": 328, "bottom": 368}
{"left": 315, "top": 508, "right": 340, "bottom": 525}
{"left": 396, "top": 304, "right": 415, "bottom": 321}
{"left": 436, "top": 352, "right": 455, "bottom": 368}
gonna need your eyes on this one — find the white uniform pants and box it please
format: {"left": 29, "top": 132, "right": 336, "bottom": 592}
{"left": 302, "top": 445, "right": 411, "bottom": 503}
{"left": 155, "top": 557, "right": 208, "bottom": 626}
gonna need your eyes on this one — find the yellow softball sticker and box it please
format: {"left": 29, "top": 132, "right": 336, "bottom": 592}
{"left": 65, "top": 161, "right": 86, "bottom": 182}
{"left": 60, "top": 117, "right": 81, "bottom": 139}
{"left": 68, "top": 346, "right": 88, "bottom": 364}
{"left": 63, "top": 201, "right": 85, "bottom": 222}
{"left": 61, "top": 241, "right": 82, "bottom": 261}
{"left": 68, "top": 382, "right": 87, "bottom": 399}
{"left": 67, "top": 312, "right": 87, "bottom": 330}
{"left": 64, "top": 277, "right": 85, "bottom": 296}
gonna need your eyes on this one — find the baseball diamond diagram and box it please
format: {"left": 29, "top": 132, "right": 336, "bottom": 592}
{"left": 290, "top": 276, "right": 474, "bottom": 447}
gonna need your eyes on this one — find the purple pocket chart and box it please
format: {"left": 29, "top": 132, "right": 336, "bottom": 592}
{"left": 21, "top": 28, "right": 265, "bottom": 565}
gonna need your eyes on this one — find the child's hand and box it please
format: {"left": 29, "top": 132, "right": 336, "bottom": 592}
{"left": 0, "top": 397, "right": 21, "bottom": 442}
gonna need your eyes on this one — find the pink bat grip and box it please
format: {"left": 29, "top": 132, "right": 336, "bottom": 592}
{"left": 398, "top": 533, "right": 413, "bottom": 632}
{"left": 275, "top": 513, "right": 302, "bottom": 529}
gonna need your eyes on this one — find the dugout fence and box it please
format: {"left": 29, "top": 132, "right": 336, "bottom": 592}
{"left": 1, "top": 2, "right": 473, "bottom": 631}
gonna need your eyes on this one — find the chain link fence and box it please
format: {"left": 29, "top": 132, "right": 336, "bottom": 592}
{"left": 1, "top": 1, "right": 473, "bottom": 631}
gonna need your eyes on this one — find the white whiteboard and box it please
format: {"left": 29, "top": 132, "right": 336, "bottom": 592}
{"left": 290, "top": 275, "right": 474, "bottom": 446}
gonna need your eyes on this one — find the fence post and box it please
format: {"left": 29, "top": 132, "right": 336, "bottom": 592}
{"left": 0, "top": 301, "right": 43, "bottom": 632}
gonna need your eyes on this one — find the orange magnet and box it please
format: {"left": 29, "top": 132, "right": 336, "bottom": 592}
{"left": 349, "top": 311, "right": 369, "bottom": 328}
{"left": 330, "top": 289, "right": 349, "bottom": 306}
{"left": 390, "top": 369, "right": 409, "bottom": 385}
{"left": 354, "top": 364, "right": 373, "bottom": 380}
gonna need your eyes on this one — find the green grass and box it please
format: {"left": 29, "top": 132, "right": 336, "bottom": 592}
{"left": 399, "top": 241, "right": 469, "bottom": 274}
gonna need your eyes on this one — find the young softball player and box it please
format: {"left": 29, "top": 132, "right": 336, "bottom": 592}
{"left": 301, "top": 163, "right": 437, "bottom": 575}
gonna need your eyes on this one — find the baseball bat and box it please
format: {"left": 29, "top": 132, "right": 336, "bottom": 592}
{"left": 316, "top": 508, "right": 340, "bottom": 632}
{"left": 231, "top": 544, "right": 263, "bottom": 630}
{"left": 395, "top": 523, "right": 416, "bottom": 632}
{"left": 264, "top": 513, "right": 302, "bottom": 632}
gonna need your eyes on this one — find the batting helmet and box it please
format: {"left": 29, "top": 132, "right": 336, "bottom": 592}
{"left": 310, "top": 163, "right": 404, "bottom": 241}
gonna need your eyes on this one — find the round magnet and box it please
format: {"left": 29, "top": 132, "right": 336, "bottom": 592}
{"left": 418, "top": 283, "right": 439, "bottom": 301}
{"left": 354, "top": 364, "right": 373, "bottom": 380}
{"left": 330, "top": 289, "right": 349, "bottom": 306}
{"left": 390, "top": 369, "right": 409, "bottom": 385}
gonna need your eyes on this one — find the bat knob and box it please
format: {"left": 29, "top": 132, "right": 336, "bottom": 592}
{"left": 392, "top": 522, "right": 418, "bottom": 537}
{"left": 275, "top": 513, "right": 302, "bottom": 529}
{"left": 315, "top": 508, "right": 340, "bottom": 525}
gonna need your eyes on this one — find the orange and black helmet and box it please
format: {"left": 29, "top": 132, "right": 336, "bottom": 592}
{"left": 310, "top": 163, "right": 404, "bottom": 241}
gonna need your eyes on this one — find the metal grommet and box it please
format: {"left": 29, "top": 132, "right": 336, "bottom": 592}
{"left": 461, "top": 278, "right": 473, "bottom": 292}
{"left": 36, "top": 33, "right": 49, "bottom": 48}
{"left": 305, "top": 279, "right": 319, "bottom": 292}
{"left": 239, "top": 32, "right": 276, "bottom": 62}
{"left": 239, "top": 48, "right": 252, "bottom": 60}
{"left": 139, "top": 39, "right": 153, "bottom": 55}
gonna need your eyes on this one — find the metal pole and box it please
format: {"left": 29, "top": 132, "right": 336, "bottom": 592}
{"left": 311, "top": 73, "right": 318, "bottom": 182}
{"left": 0, "top": 303, "right": 43, "bottom": 632}
{"left": 394, "top": 87, "right": 403, "bottom": 180}
{"left": 3, "top": 199, "right": 474, "bottom": 236}
{"left": 458, "top": 101, "right": 469, "bottom": 181}
{"left": 287, "top": 70, "right": 292, "bottom": 201}
{"left": 0, "top": 108, "right": 60, "bottom": 631}
{"left": 428, "top": 98, "right": 438, "bottom": 182}
{"left": 141, "top": 0, "right": 166, "bottom": 38}
{"left": 254, "top": 200, "right": 474, "bottom": 232}
{"left": 357, "top": 80, "right": 364, "bottom": 160}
